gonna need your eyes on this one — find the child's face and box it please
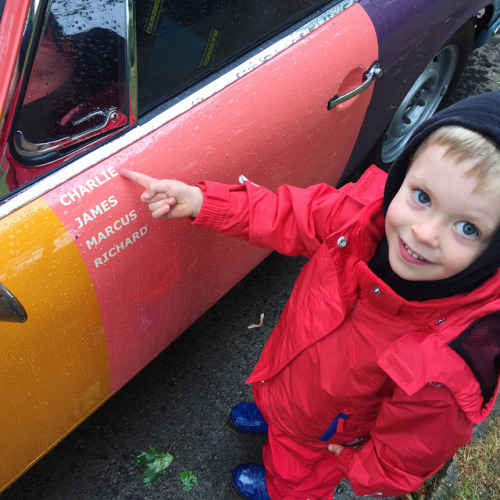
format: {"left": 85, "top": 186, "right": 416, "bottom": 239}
{"left": 385, "top": 142, "right": 500, "bottom": 282}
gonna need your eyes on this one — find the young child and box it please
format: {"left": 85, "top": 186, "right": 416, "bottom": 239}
{"left": 121, "top": 90, "right": 500, "bottom": 499}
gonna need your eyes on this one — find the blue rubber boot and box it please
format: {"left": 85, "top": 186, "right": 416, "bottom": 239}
{"left": 232, "top": 464, "right": 271, "bottom": 500}
{"left": 231, "top": 402, "right": 268, "bottom": 433}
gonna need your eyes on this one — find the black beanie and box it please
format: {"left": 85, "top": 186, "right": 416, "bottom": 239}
{"left": 373, "top": 91, "right": 500, "bottom": 300}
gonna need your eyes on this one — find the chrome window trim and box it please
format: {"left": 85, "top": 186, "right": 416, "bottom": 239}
{"left": 20, "top": 0, "right": 50, "bottom": 83}
{"left": 127, "top": 0, "right": 137, "bottom": 119}
{"left": 0, "top": 0, "right": 358, "bottom": 219}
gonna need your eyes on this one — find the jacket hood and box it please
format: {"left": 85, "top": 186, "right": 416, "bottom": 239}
{"left": 378, "top": 91, "right": 500, "bottom": 300}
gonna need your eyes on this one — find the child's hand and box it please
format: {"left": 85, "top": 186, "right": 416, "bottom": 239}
{"left": 120, "top": 169, "right": 203, "bottom": 219}
{"left": 328, "top": 444, "right": 345, "bottom": 456}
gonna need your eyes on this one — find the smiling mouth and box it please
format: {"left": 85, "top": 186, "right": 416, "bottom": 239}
{"left": 403, "top": 243, "right": 426, "bottom": 261}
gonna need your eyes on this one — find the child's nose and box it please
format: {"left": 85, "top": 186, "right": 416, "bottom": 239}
{"left": 411, "top": 220, "right": 440, "bottom": 247}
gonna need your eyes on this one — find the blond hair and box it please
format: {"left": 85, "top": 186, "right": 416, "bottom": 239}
{"left": 413, "top": 125, "right": 500, "bottom": 191}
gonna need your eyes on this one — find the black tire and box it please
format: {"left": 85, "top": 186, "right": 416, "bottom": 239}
{"left": 367, "top": 18, "right": 475, "bottom": 171}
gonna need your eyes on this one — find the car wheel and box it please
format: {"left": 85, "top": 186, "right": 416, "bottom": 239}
{"left": 372, "top": 19, "right": 475, "bottom": 169}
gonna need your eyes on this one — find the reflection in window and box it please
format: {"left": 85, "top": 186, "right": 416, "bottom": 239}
{"left": 136, "top": 0, "right": 331, "bottom": 113}
{"left": 10, "top": 0, "right": 127, "bottom": 180}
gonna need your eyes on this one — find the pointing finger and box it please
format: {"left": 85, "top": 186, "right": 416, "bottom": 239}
{"left": 120, "top": 169, "right": 158, "bottom": 188}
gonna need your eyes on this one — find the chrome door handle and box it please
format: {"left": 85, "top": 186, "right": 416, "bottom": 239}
{"left": 328, "top": 61, "right": 382, "bottom": 110}
{"left": 0, "top": 283, "right": 27, "bottom": 323}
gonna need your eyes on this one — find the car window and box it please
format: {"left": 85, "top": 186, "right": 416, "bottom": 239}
{"left": 9, "top": 0, "right": 128, "bottom": 169}
{"left": 136, "top": 0, "right": 333, "bottom": 113}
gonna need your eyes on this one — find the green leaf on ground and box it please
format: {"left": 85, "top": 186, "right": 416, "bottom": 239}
{"left": 135, "top": 446, "right": 174, "bottom": 486}
{"left": 179, "top": 470, "right": 198, "bottom": 491}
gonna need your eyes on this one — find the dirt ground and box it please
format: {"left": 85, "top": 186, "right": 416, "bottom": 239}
{"left": 2, "top": 30, "right": 499, "bottom": 500}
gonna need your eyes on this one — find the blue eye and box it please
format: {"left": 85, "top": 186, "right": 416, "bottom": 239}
{"left": 413, "top": 189, "right": 431, "bottom": 206}
{"left": 456, "top": 221, "right": 478, "bottom": 238}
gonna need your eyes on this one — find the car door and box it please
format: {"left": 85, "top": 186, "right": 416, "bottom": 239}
{"left": 0, "top": 0, "right": 378, "bottom": 491}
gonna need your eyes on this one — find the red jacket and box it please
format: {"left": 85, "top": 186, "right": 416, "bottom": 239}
{"left": 193, "top": 166, "right": 500, "bottom": 496}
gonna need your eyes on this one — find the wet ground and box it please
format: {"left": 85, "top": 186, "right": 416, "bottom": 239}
{"left": 2, "top": 32, "right": 499, "bottom": 500}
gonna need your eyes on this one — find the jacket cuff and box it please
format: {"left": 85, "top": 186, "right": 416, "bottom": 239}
{"left": 191, "top": 181, "right": 231, "bottom": 230}
{"left": 336, "top": 447, "right": 356, "bottom": 476}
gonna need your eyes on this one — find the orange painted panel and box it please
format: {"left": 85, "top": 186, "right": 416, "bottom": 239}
{"left": 0, "top": 198, "right": 110, "bottom": 491}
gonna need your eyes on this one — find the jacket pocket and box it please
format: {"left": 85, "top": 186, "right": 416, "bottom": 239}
{"left": 319, "top": 413, "right": 349, "bottom": 441}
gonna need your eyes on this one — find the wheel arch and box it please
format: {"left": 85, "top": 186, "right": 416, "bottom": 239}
{"left": 339, "top": 0, "right": 490, "bottom": 184}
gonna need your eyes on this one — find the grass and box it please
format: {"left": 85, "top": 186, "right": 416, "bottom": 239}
{"left": 452, "top": 410, "right": 500, "bottom": 500}
{"left": 431, "top": 407, "right": 500, "bottom": 500}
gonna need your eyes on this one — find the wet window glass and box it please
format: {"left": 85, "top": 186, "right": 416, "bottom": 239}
{"left": 10, "top": 0, "right": 128, "bottom": 171}
{"left": 136, "top": 0, "right": 332, "bottom": 113}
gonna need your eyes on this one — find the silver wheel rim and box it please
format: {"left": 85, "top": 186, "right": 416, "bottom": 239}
{"left": 380, "top": 44, "right": 460, "bottom": 164}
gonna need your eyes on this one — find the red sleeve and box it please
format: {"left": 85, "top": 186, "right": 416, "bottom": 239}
{"left": 336, "top": 384, "right": 473, "bottom": 496}
{"left": 192, "top": 179, "right": 349, "bottom": 258}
